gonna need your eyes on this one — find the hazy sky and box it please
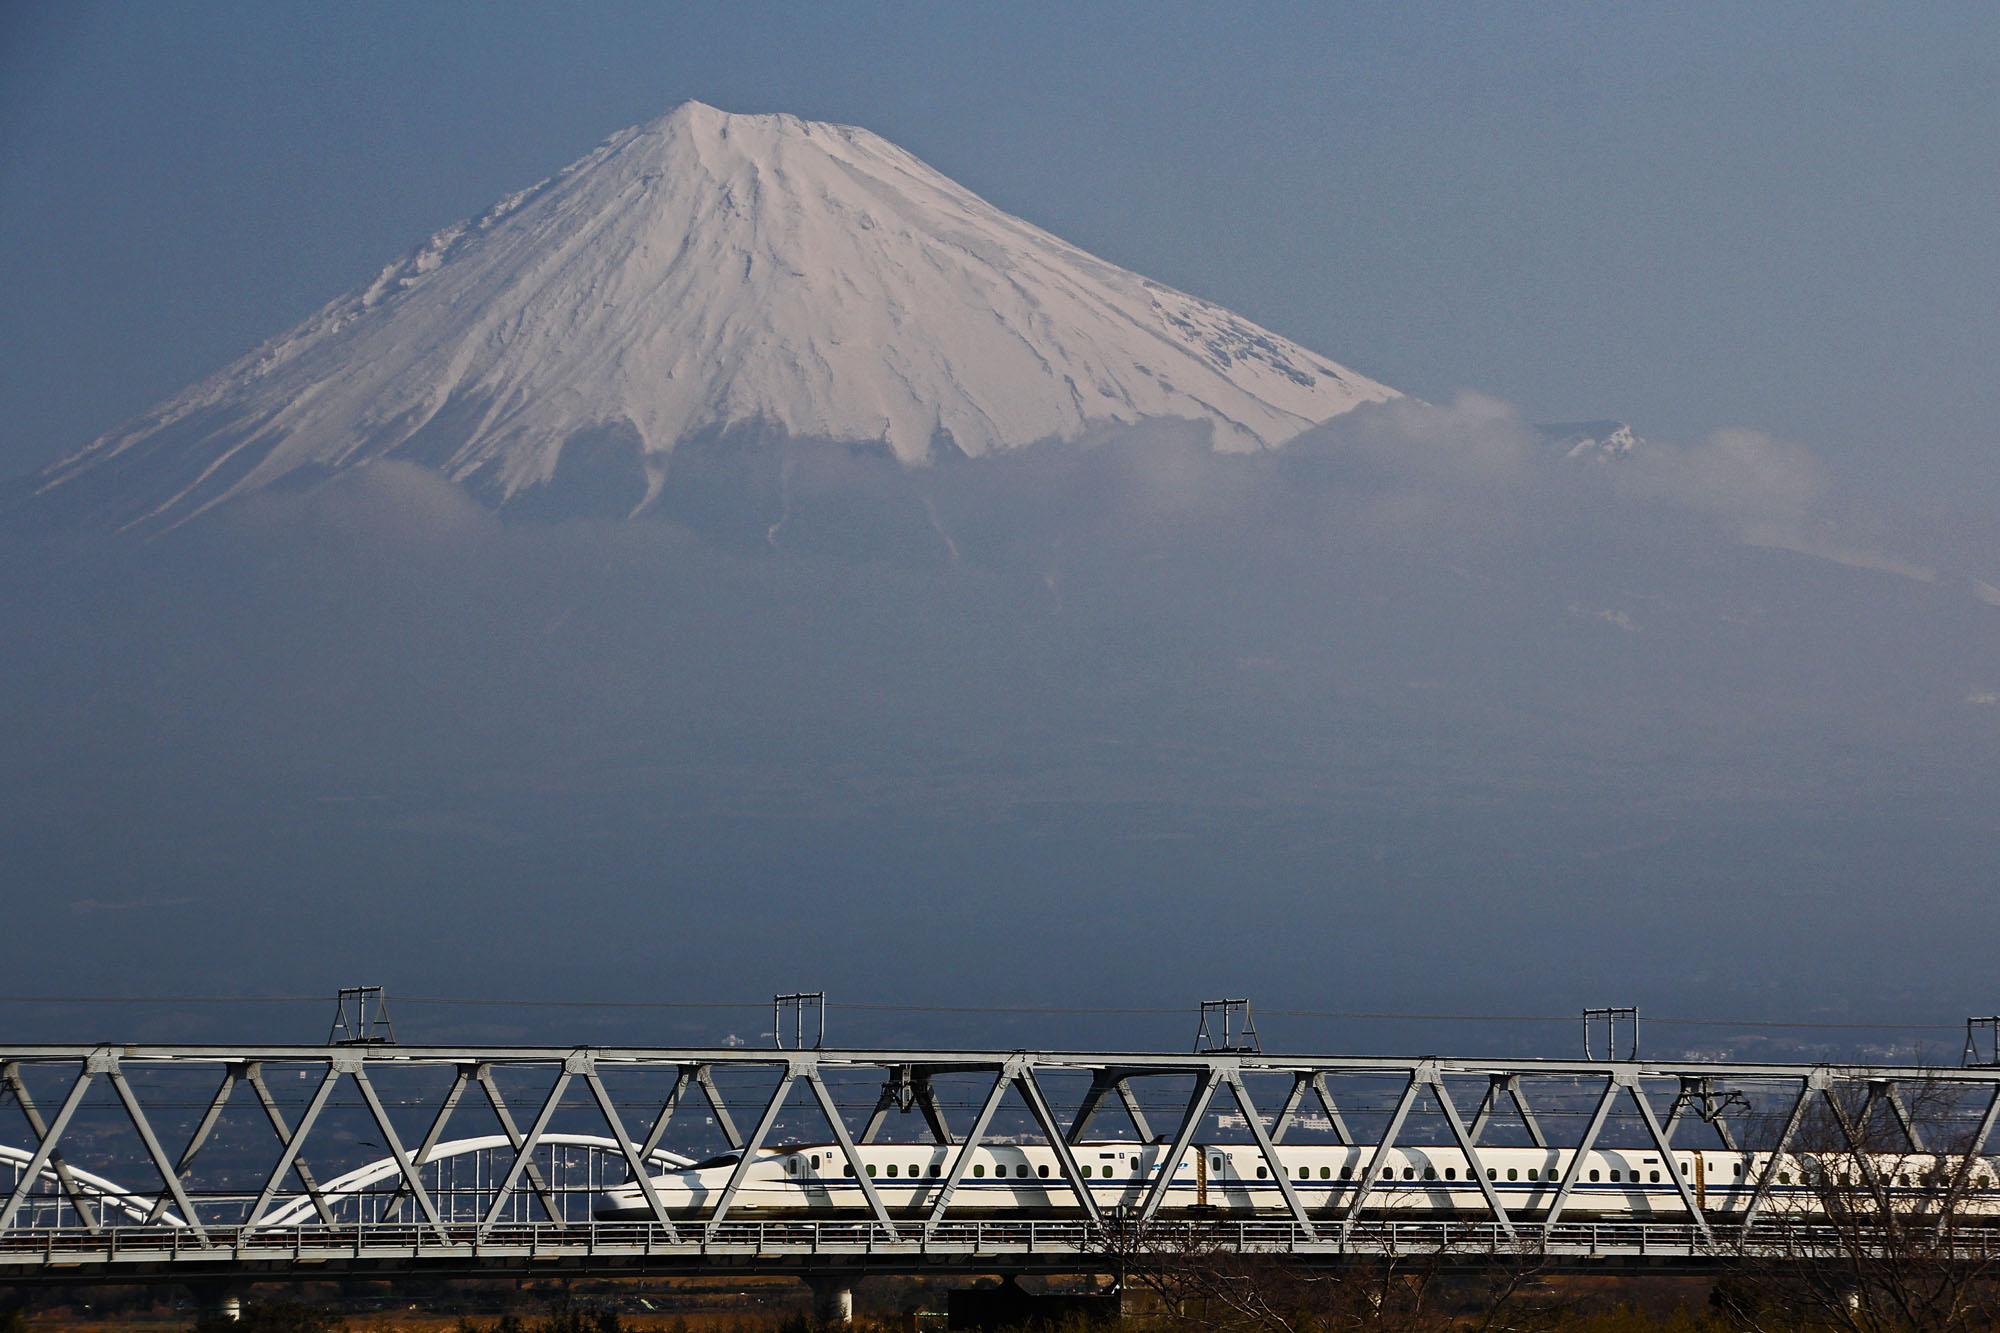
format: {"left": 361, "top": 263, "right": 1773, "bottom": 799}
{"left": 5, "top": 2, "right": 1998, "bottom": 492}
{"left": 4, "top": 4, "right": 2000, "bottom": 1056}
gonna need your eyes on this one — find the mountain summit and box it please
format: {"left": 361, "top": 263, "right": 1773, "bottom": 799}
{"left": 34, "top": 102, "right": 1397, "bottom": 528}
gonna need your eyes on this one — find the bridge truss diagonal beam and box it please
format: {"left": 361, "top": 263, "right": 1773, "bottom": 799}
{"left": 1626, "top": 1073, "right": 1710, "bottom": 1239}
{"left": 804, "top": 1064, "right": 900, "bottom": 1239}
{"left": 1424, "top": 1068, "right": 1514, "bottom": 1236}
{"left": 474, "top": 1065, "right": 562, "bottom": 1222}
{"left": 1872, "top": 1080, "right": 1927, "bottom": 1153}
{"left": 581, "top": 1064, "right": 678, "bottom": 1241}
{"left": 383, "top": 1064, "right": 472, "bottom": 1218}
{"left": 1225, "top": 1072, "right": 1313, "bottom": 1237}
{"left": 0, "top": 1058, "right": 95, "bottom": 1233}
{"left": 103, "top": 1062, "right": 209, "bottom": 1246}
{"left": 1823, "top": 1079, "right": 1896, "bottom": 1211}
{"left": 1469, "top": 1073, "right": 1547, "bottom": 1149}
{"left": 1542, "top": 1076, "right": 1619, "bottom": 1229}
{"left": 1342, "top": 1072, "right": 1421, "bottom": 1237}
{"left": 1936, "top": 1084, "right": 2000, "bottom": 1239}
{"left": 1663, "top": 1076, "right": 1738, "bottom": 1151}
{"left": 477, "top": 1064, "right": 573, "bottom": 1237}
{"left": 861, "top": 1067, "right": 954, "bottom": 1146}
{"left": 1271, "top": 1072, "right": 1352, "bottom": 1146}
{"left": 914, "top": 1080, "right": 954, "bottom": 1145}
{"left": 637, "top": 1067, "right": 691, "bottom": 1162}
{"left": 244, "top": 1064, "right": 339, "bottom": 1231}
{"left": 1067, "top": 1069, "right": 1155, "bottom": 1144}
{"left": 1015, "top": 1067, "right": 1100, "bottom": 1225}
{"left": 1970, "top": 1086, "right": 2000, "bottom": 1158}
{"left": 1113, "top": 1077, "right": 1154, "bottom": 1142}
{"left": 926, "top": 1062, "right": 1015, "bottom": 1235}
{"left": 1741, "top": 1073, "right": 1818, "bottom": 1231}
{"left": 349, "top": 1064, "right": 447, "bottom": 1242}
{"left": 1138, "top": 1067, "right": 1221, "bottom": 1223}
{"left": 246, "top": 1063, "right": 335, "bottom": 1226}
{"left": 694, "top": 1066, "right": 743, "bottom": 1149}
{"left": 3, "top": 1060, "right": 100, "bottom": 1233}
{"left": 143, "top": 1064, "right": 240, "bottom": 1226}
{"left": 703, "top": 1068, "right": 793, "bottom": 1235}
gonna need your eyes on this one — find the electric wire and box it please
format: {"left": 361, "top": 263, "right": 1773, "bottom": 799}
{"left": 0, "top": 994, "right": 1968, "bottom": 1033}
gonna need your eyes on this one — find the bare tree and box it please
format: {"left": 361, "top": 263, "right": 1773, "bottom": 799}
{"left": 1092, "top": 1211, "right": 1548, "bottom": 1333}
{"left": 1722, "top": 1069, "right": 2000, "bottom": 1333}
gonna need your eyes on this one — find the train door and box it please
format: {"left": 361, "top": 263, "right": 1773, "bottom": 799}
{"left": 804, "top": 1152, "right": 831, "bottom": 1204}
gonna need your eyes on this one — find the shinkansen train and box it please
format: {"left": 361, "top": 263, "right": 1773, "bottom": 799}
{"left": 595, "top": 1141, "right": 2000, "bottom": 1221}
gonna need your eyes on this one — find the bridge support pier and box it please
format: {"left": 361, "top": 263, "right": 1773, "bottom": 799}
{"left": 806, "top": 1277, "right": 853, "bottom": 1324}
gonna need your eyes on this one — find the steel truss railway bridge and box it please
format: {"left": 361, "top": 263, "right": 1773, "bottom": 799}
{"left": 8, "top": 1011, "right": 2000, "bottom": 1309}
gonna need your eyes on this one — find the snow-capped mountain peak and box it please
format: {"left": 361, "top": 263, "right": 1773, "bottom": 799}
{"left": 37, "top": 101, "right": 1398, "bottom": 528}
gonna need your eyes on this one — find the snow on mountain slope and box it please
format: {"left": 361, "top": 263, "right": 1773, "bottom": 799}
{"left": 35, "top": 101, "right": 1398, "bottom": 528}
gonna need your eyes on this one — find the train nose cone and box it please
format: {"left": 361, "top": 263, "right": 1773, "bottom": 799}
{"left": 593, "top": 1187, "right": 645, "bottom": 1221}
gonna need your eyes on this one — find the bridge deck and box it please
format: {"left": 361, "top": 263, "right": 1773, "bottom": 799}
{"left": 2, "top": 1219, "right": 1993, "bottom": 1284}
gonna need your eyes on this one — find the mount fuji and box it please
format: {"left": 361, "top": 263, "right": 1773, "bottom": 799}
{"left": 31, "top": 101, "right": 1397, "bottom": 531}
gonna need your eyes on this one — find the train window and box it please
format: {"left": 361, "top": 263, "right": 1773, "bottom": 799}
{"left": 787, "top": 1160, "right": 798, "bottom": 1175}
{"left": 886, "top": 1164, "right": 898, "bottom": 1177}
{"left": 1080, "top": 1165, "right": 1092, "bottom": 1178}
{"left": 931, "top": 1164, "right": 941, "bottom": 1177}
{"left": 1256, "top": 1166, "right": 1268, "bottom": 1179}
{"left": 1019, "top": 1165, "right": 1031, "bottom": 1178}
{"left": 1342, "top": 1167, "right": 1354, "bottom": 1180}
{"left": 910, "top": 1165, "right": 921, "bottom": 1177}
{"left": 1778, "top": 1172, "right": 1790, "bottom": 1184}
{"left": 1038, "top": 1165, "right": 1049, "bottom": 1178}
{"left": 1299, "top": 1166, "right": 1309, "bottom": 1180}
{"left": 973, "top": 1165, "right": 985, "bottom": 1178}
{"left": 844, "top": 1165, "right": 854, "bottom": 1177}
{"left": 1212, "top": 1157, "right": 1223, "bottom": 1172}
{"left": 1506, "top": 1168, "right": 1518, "bottom": 1181}
{"left": 1734, "top": 1163, "right": 1743, "bottom": 1177}
{"left": 1525, "top": 1169, "right": 1536, "bottom": 1182}
{"left": 1445, "top": 1167, "right": 1456, "bottom": 1180}
{"left": 1488, "top": 1168, "right": 1497, "bottom": 1180}
{"left": 1589, "top": 1170, "right": 1599, "bottom": 1182}
{"left": 1650, "top": 1171, "right": 1660, "bottom": 1183}
{"left": 868, "top": 1164, "right": 878, "bottom": 1176}
{"left": 1322, "top": 1167, "right": 1333, "bottom": 1180}
{"left": 1424, "top": 1167, "right": 1436, "bottom": 1180}
{"left": 1403, "top": 1167, "right": 1414, "bottom": 1180}
{"left": 811, "top": 1155, "right": 820, "bottom": 1167}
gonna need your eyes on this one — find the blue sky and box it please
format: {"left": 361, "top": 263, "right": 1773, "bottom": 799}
{"left": 4, "top": 2, "right": 1998, "bottom": 494}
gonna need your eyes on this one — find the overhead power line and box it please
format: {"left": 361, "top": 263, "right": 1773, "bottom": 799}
{"left": 0, "top": 994, "right": 1966, "bottom": 1033}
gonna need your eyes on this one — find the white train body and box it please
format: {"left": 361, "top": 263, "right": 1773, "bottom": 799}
{"left": 595, "top": 1141, "right": 2000, "bottom": 1221}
